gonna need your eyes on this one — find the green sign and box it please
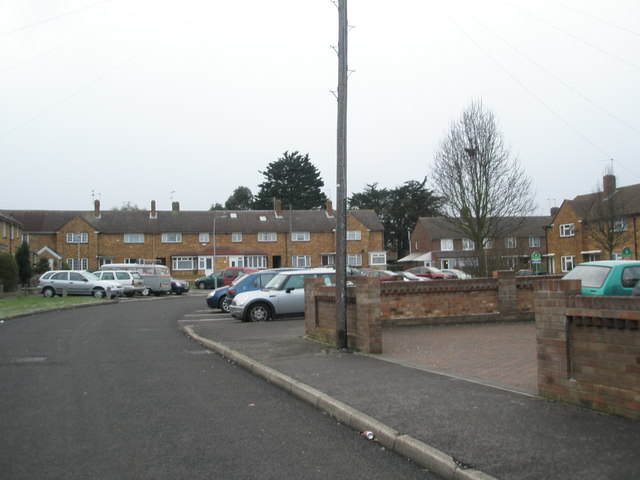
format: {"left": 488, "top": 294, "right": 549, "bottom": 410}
{"left": 531, "top": 251, "right": 541, "bottom": 264}
{"left": 621, "top": 246, "right": 633, "bottom": 259}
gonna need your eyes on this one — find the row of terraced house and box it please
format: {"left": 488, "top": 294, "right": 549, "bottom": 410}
{"left": 2, "top": 174, "right": 638, "bottom": 280}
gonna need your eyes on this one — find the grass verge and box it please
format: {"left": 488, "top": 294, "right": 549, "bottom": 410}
{"left": 0, "top": 296, "right": 104, "bottom": 320}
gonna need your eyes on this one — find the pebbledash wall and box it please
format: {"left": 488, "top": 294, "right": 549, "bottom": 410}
{"left": 536, "top": 279, "right": 640, "bottom": 420}
{"left": 305, "top": 270, "right": 536, "bottom": 354}
{"left": 306, "top": 274, "right": 640, "bottom": 419}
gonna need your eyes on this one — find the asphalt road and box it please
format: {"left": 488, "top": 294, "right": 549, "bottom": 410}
{"left": 0, "top": 294, "right": 439, "bottom": 479}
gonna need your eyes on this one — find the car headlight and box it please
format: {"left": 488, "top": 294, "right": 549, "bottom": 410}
{"left": 207, "top": 291, "right": 215, "bottom": 298}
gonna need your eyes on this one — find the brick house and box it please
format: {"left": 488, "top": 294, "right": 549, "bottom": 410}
{"left": 401, "top": 216, "right": 550, "bottom": 274}
{"left": 0, "top": 212, "right": 23, "bottom": 254}
{"left": 3, "top": 200, "right": 386, "bottom": 279}
{"left": 545, "top": 175, "right": 640, "bottom": 273}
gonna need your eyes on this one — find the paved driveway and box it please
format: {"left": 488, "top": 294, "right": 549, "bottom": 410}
{"left": 381, "top": 322, "right": 538, "bottom": 394}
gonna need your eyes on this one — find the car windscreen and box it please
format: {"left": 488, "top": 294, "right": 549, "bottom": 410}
{"left": 563, "top": 265, "right": 611, "bottom": 288}
{"left": 264, "top": 273, "right": 289, "bottom": 290}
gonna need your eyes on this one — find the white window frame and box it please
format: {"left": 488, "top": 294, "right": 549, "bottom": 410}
{"left": 258, "top": 232, "right": 277, "bottom": 242}
{"left": 462, "top": 238, "right": 475, "bottom": 251}
{"left": 199, "top": 232, "right": 210, "bottom": 243}
{"left": 321, "top": 253, "right": 335, "bottom": 266}
{"left": 162, "top": 232, "right": 182, "bottom": 243}
{"left": 559, "top": 223, "right": 575, "bottom": 238}
{"left": 232, "top": 232, "right": 243, "bottom": 243}
{"left": 124, "top": 233, "right": 145, "bottom": 244}
{"left": 66, "top": 232, "right": 88, "bottom": 244}
{"left": 504, "top": 237, "right": 516, "bottom": 249}
{"left": 561, "top": 255, "right": 575, "bottom": 272}
{"left": 172, "top": 256, "right": 197, "bottom": 270}
{"left": 529, "top": 236, "right": 541, "bottom": 248}
{"left": 292, "top": 255, "right": 311, "bottom": 267}
{"left": 245, "top": 255, "right": 267, "bottom": 268}
{"left": 484, "top": 238, "right": 494, "bottom": 249}
{"left": 612, "top": 218, "right": 628, "bottom": 232}
{"left": 291, "top": 231, "right": 310, "bottom": 242}
{"left": 347, "top": 254, "right": 362, "bottom": 267}
{"left": 66, "top": 258, "right": 88, "bottom": 270}
{"left": 346, "top": 230, "right": 361, "bottom": 241}
{"left": 369, "top": 251, "right": 387, "bottom": 266}
{"left": 440, "top": 238, "right": 454, "bottom": 251}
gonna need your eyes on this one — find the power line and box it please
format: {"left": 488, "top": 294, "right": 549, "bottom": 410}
{"left": 435, "top": 2, "right": 612, "bottom": 159}
{"left": 0, "top": 0, "right": 113, "bottom": 38}
{"left": 544, "top": 0, "right": 640, "bottom": 38}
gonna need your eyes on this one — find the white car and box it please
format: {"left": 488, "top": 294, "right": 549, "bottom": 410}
{"left": 229, "top": 268, "right": 336, "bottom": 322}
{"left": 92, "top": 270, "right": 146, "bottom": 297}
{"left": 38, "top": 270, "right": 124, "bottom": 299}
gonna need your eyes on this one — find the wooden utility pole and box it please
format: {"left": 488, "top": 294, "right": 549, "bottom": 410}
{"left": 335, "top": 0, "right": 348, "bottom": 350}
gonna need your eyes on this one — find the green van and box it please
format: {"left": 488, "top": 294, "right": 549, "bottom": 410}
{"left": 562, "top": 260, "right": 640, "bottom": 296}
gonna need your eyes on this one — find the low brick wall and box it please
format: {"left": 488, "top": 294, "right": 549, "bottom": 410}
{"left": 536, "top": 279, "right": 640, "bottom": 420}
{"left": 304, "top": 271, "right": 538, "bottom": 353}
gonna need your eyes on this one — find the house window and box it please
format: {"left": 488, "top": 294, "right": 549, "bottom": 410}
{"left": 321, "top": 253, "right": 335, "bottom": 266}
{"left": 232, "top": 232, "right": 242, "bottom": 242}
{"left": 172, "top": 256, "right": 196, "bottom": 270}
{"left": 347, "top": 254, "right": 362, "bottom": 266}
{"left": 21, "top": 233, "right": 29, "bottom": 244}
{"left": 291, "top": 231, "right": 310, "bottom": 242}
{"left": 559, "top": 223, "right": 575, "bottom": 237}
{"left": 462, "top": 238, "right": 475, "bottom": 251}
{"left": 199, "top": 232, "right": 210, "bottom": 243}
{"left": 441, "top": 239, "right": 454, "bottom": 251}
{"left": 258, "top": 232, "right": 277, "bottom": 242}
{"left": 66, "top": 258, "right": 88, "bottom": 270}
{"left": 484, "top": 238, "right": 494, "bottom": 249}
{"left": 612, "top": 218, "right": 628, "bottom": 232}
{"left": 124, "top": 233, "right": 144, "bottom": 244}
{"left": 529, "top": 236, "right": 541, "bottom": 248}
{"left": 245, "top": 256, "right": 267, "bottom": 268}
{"left": 66, "top": 232, "right": 88, "bottom": 243}
{"left": 162, "top": 233, "right": 182, "bottom": 243}
{"left": 346, "top": 230, "right": 361, "bottom": 241}
{"left": 505, "top": 237, "right": 516, "bottom": 249}
{"left": 561, "top": 256, "right": 575, "bottom": 272}
{"left": 369, "top": 251, "right": 387, "bottom": 266}
{"left": 292, "top": 255, "right": 311, "bottom": 267}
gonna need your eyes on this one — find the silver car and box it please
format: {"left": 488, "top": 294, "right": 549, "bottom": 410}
{"left": 93, "top": 270, "right": 145, "bottom": 297}
{"left": 38, "top": 270, "right": 124, "bottom": 299}
{"left": 229, "top": 268, "right": 336, "bottom": 322}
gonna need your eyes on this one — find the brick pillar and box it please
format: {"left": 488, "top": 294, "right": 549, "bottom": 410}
{"left": 496, "top": 270, "right": 517, "bottom": 319}
{"left": 352, "top": 277, "right": 382, "bottom": 353}
{"left": 535, "top": 278, "right": 581, "bottom": 399}
{"left": 304, "top": 277, "right": 325, "bottom": 336}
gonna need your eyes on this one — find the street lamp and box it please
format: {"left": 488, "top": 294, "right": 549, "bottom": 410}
{"left": 213, "top": 215, "right": 226, "bottom": 289}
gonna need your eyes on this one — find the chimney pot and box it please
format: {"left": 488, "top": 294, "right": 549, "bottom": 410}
{"left": 94, "top": 199, "right": 101, "bottom": 218}
{"left": 150, "top": 200, "right": 157, "bottom": 219}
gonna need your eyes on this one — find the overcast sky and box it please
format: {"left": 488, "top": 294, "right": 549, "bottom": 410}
{"left": 1, "top": 0, "right": 639, "bottom": 215}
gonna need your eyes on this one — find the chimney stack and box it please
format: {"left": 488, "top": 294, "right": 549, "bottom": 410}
{"left": 274, "top": 198, "right": 282, "bottom": 218}
{"left": 603, "top": 174, "right": 616, "bottom": 198}
{"left": 150, "top": 200, "right": 157, "bottom": 219}
{"left": 326, "top": 199, "right": 334, "bottom": 217}
{"left": 93, "top": 199, "right": 101, "bottom": 218}
{"left": 172, "top": 201, "right": 180, "bottom": 212}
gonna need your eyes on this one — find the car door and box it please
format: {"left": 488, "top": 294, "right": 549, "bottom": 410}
{"left": 69, "top": 272, "right": 90, "bottom": 295}
{"left": 48, "top": 271, "right": 70, "bottom": 293}
{"left": 277, "top": 274, "right": 307, "bottom": 315}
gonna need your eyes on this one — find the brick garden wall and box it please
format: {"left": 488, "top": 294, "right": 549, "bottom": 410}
{"left": 536, "top": 279, "right": 640, "bottom": 420}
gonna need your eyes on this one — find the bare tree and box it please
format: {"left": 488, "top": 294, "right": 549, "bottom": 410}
{"left": 584, "top": 170, "right": 633, "bottom": 259}
{"left": 431, "top": 100, "right": 536, "bottom": 276}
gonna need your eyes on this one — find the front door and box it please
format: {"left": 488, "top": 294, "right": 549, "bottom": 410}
{"left": 200, "top": 256, "right": 214, "bottom": 275}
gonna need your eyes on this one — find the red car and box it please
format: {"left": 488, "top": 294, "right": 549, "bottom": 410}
{"left": 222, "top": 267, "right": 259, "bottom": 285}
{"left": 405, "top": 266, "right": 455, "bottom": 280}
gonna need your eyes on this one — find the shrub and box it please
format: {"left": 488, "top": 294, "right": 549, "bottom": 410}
{"left": 0, "top": 251, "right": 19, "bottom": 292}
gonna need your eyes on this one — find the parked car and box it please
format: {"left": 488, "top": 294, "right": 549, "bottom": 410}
{"left": 632, "top": 281, "right": 640, "bottom": 296}
{"left": 206, "top": 285, "right": 231, "bottom": 312}
{"left": 359, "top": 269, "right": 405, "bottom": 282}
{"left": 194, "top": 270, "right": 225, "bottom": 289}
{"left": 442, "top": 268, "right": 472, "bottom": 279}
{"left": 226, "top": 268, "right": 301, "bottom": 304}
{"left": 562, "top": 260, "right": 640, "bottom": 296}
{"left": 38, "top": 270, "right": 124, "bottom": 298}
{"left": 396, "top": 271, "right": 431, "bottom": 282}
{"left": 93, "top": 270, "right": 145, "bottom": 297}
{"left": 99, "top": 263, "right": 171, "bottom": 296}
{"left": 229, "top": 268, "right": 336, "bottom": 322}
{"left": 222, "top": 266, "right": 260, "bottom": 286}
{"left": 171, "top": 279, "right": 190, "bottom": 295}
{"left": 405, "top": 266, "right": 455, "bottom": 280}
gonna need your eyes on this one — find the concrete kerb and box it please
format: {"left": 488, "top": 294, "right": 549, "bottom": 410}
{"left": 181, "top": 325, "right": 498, "bottom": 480}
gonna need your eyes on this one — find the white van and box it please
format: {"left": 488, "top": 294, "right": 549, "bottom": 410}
{"left": 99, "top": 263, "right": 171, "bottom": 295}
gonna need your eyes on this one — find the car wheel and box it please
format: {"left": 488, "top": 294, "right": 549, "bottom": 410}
{"left": 247, "top": 303, "right": 271, "bottom": 322}
{"left": 141, "top": 288, "right": 150, "bottom": 296}
{"left": 93, "top": 288, "right": 106, "bottom": 299}
{"left": 220, "top": 295, "right": 231, "bottom": 313}
{"left": 197, "top": 282, "right": 206, "bottom": 289}
{"left": 175, "top": 289, "right": 183, "bottom": 296}
{"left": 42, "top": 287, "right": 55, "bottom": 298}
